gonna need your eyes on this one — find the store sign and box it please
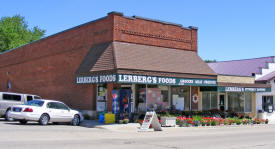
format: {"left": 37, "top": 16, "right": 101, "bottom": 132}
{"left": 76, "top": 74, "right": 217, "bottom": 86}
{"left": 139, "top": 111, "right": 162, "bottom": 131}
{"left": 117, "top": 74, "right": 217, "bottom": 86}
{"left": 76, "top": 75, "right": 116, "bottom": 84}
{"left": 218, "top": 86, "right": 271, "bottom": 92}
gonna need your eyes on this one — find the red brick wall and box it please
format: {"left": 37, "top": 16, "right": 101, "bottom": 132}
{"left": 0, "top": 15, "right": 114, "bottom": 110}
{"left": 113, "top": 14, "right": 197, "bottom": 51}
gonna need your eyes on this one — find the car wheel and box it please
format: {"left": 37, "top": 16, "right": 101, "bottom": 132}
{"left": 19, "top": 120, "right": 27, "bottom": 125}
{"left": 71, "top": 115, "right": 80, "bottom": 126}
{"left": 39, "top": 114, "right": 49, "bottom": 125}
{"left": 5, "top": 109, "right": 13, "bottom": 121}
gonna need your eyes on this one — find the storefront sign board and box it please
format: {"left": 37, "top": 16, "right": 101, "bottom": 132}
{"left": 76, "top": 74, "right": 217, "bottom": 86}
{"left": 139, "top": 111, "right": 162, "bottom": 131}
{"left": 218, "top": 86, "right": 271, "bottom": 92}
{"left": 76, "top": 75, "right": 116, "bottom": 84}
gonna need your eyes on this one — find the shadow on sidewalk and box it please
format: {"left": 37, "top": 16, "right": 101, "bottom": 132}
{"left": 80, "top": 120, "right": 110, "bottom": 129}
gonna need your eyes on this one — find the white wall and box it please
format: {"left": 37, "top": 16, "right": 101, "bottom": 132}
{"left": 255, "top": 63, "right": 275, "bottom": 80}
{"left": 256, "top": 79, "right": 275, "bottom": 120}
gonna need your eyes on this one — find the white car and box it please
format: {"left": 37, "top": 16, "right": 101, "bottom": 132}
{"left": 9, "top": 99, "right": 83, "bottom": 126}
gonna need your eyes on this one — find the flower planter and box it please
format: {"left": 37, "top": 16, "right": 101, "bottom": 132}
{"left": 258, "top": 112, "right": 267, "bottom": 120}
{"left": 161, "top": 117, "right": 176, "bottom": 127}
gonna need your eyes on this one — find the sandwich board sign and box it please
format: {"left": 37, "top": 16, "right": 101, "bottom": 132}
{"left": 139, "top": 111, "right": 162, "bottom": 131}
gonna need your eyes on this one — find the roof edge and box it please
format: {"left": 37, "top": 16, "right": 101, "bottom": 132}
{"left": 209, "top": 56, "right": 275, "bottom": 64}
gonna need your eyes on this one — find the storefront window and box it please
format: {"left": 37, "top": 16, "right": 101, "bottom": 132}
{"left": 136, "top": 85, "right": 169, "bottom": 112}
{"left": 171, "top": 86, "right": 190, "bottom": 111}
{"left": 245, "top": 93, "right": 252, "bottom": 112}
{"left": 211, "top": 92, "right": 217, "bottom": 109}
{"left": 228, "top": 92, "right": 245, "bottom": 113}
{"left": 202, "top": 92, "right": 217, "bottom": 110}
{"left": 97, "top": 84, "right": 107, "bottom": 112}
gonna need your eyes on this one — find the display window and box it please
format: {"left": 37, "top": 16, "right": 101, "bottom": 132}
{"left": 96, "top": 84, "right": 107, "bottom": 112}
{"left": 228, "top": 92, "right": 252, "bottom": 113}
{"left": 202, "top": 92, "right": 217, "bottom": 110}
{"left": 171, "top": 86, "right": 190, "bottom": 111}
{"left": 136, "top": 85, "right": 169, "bottom": 112}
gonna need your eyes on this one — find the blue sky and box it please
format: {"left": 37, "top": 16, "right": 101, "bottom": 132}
{"left": 1, "top": 0, "right": 274, "bottom": 61}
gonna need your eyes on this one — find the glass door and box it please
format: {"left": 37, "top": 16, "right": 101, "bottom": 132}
{"left": 219, "top": 94, "right": 225, "bottom": 111}
{"left": 262, "top": 96, "right": 274, "bottom": 112}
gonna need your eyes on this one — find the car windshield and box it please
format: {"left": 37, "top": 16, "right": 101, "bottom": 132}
{"left": 24, "top": 100, "right": 44, "bottom": 107}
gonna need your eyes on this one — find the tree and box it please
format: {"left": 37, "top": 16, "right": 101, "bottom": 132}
{"left": 204, "top": 59, "right": 217, "bottom": 63}
{"left": 0, "top": 15, "right": 45, "bottom": 52}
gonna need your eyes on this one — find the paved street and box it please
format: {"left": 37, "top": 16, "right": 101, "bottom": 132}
{"left": 1, "top": 119, "right": 275, "bottom": 149}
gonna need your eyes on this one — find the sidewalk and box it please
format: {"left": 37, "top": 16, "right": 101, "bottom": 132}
{"left": 80, "top": 120, "right": 140, "bottom": 131}
{"left": 80, "top": 120, "right": 275, "bottom": 132}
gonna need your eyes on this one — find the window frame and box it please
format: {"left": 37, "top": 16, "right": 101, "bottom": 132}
{"left": 2, "top": 94, "right": 22, "bottom": 102}
{"left": 202, "top": 91, "right": 218, "bottom": 110}
{"left": 47, "top": 102, "right": 69, "bottom": 110}
{"left": 26, "top": 95, "right": 33, "bottom": 102}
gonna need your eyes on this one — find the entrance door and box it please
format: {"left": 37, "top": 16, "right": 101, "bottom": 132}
{"left": 219, "top": 94, "right": 225, "bottom": 111}
{"left": 262, "top": 96, "right": 274, "bottom": 112}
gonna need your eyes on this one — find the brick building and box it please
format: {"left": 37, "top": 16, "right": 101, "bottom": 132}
{"left": 1, "top": 12, "right": 269, "bottom": 118}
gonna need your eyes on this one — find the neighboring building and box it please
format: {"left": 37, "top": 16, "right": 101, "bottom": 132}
{"left": 208, "top": 56, "right": 274, "bottom": 119}
{"left": 0, "top": 12, "right": 217, "bottom": 117}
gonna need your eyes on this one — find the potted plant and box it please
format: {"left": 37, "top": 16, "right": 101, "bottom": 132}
{"left": 123, "top": 118, "right": 129, "bottom": 124}
{"left": 210, "top": 120, "right": 217, "bottom": 126}
{"left": 236, "top": 119, "right": 241, "bottom": 125}
{"left": 181, "top": 118, "right": 193, "bottom": 127}
{"left": 242, "top": 119, "right": 248, "bottom": 125}
{"left": 223, "top": 119, "right": 228, "bottom": 125}
{"left": 255, "top": 119, "right": 261, "bottom": 124}
{"left": 228, "top": 119, "right": 233, "bottom": 125}
{"left": 201, "top": 119, "right": 206, "bottom": 126}
{"left": 119, "top": 120, "right": 124, "bottom": 124}
{"left": 193, "top": 120, "right": 200, "bottom": 127}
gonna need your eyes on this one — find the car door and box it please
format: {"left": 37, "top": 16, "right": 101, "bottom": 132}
{"left": 55, "top": 102, "right": 73, "bottom": 122}
{"left": 46, "top": 102, "right": 63, "bottom": 122}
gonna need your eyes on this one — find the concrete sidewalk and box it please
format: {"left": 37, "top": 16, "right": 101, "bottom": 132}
{"left": 80, "top": 120, "right": 275, "bottom": 132}
{"left": 80, "top": 120, "right": 140, "bottom": 131}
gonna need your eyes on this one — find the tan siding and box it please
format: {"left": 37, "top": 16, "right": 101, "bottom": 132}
{"left": 218, "top": 75, "right": 255, "bottom": 84}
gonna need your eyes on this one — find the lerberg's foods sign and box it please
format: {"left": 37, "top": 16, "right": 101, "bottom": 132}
{"left": 117, "top": 74, "right": 216, "bottom": 86}
{"left": 76, "top": 74, "right": 217, "bottom": 86}
{"left": 76, "top": 75, "right": 116, "bottom": 83}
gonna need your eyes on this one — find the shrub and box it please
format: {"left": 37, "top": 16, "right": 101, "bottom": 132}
{"left": 119, "top": 120, "right": 124, "bottom": 124}
{"left": 236, "top": 119, "right": 241, "bottom": 125}
{"left": 123, "top": 119, "right": 129, "bottom": 124}
{"left": 242, "top": 119, "right": 248, "bottom": 125}
{"left": 211, "top": 120, "right": 217, "bottom": 126}
{"left": 193, "top": 120, "right": 200, "bottom": 127}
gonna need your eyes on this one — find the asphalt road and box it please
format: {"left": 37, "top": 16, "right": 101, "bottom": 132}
{"left": 1, "top": 119, "right": 275, "bottom": 149}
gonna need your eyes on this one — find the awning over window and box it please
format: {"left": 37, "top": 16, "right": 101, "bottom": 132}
{"left": 76, "top": 42, "right": 217, "bottom": 86}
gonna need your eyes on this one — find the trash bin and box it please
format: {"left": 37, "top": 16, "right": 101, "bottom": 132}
{"left": 258, "top": 110, "right": 267, "bottom": 119}
{"left": 104, "top": 113, "right": 115, "bottom": 124}
{"left": 99, "top": 113, "right": 105, "bottom": 123}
